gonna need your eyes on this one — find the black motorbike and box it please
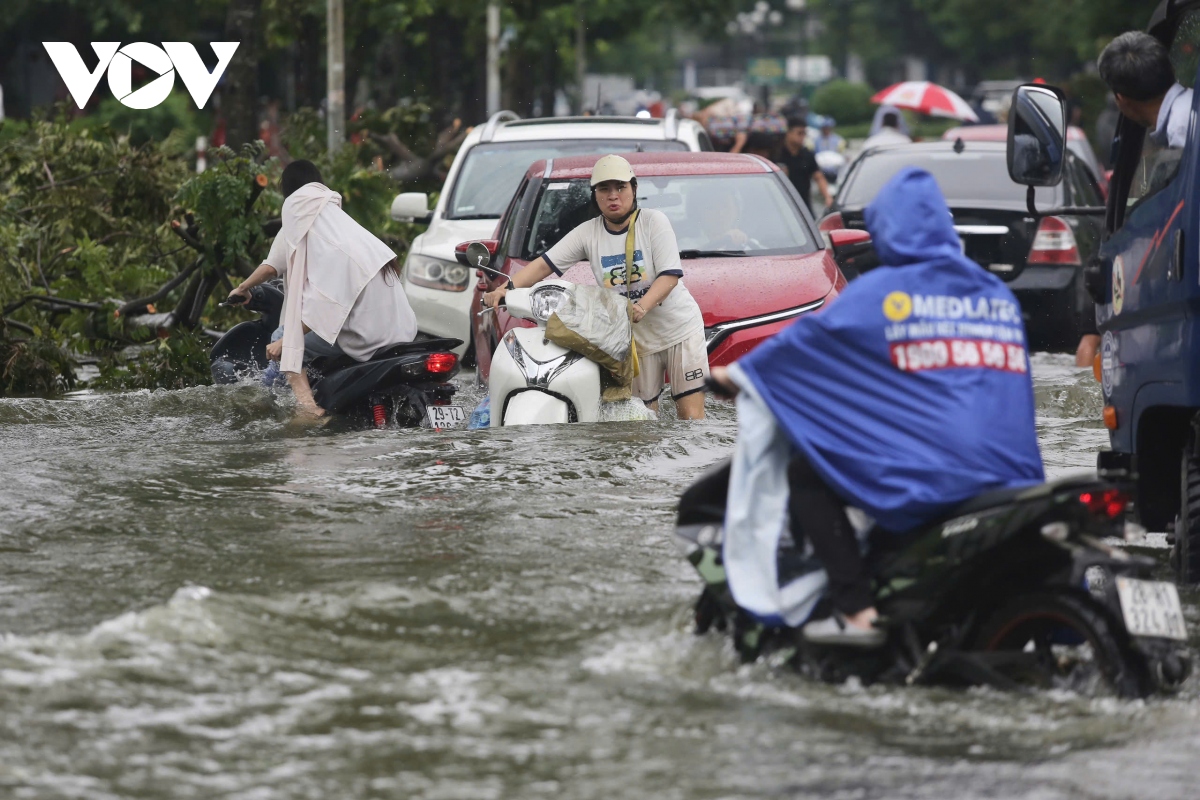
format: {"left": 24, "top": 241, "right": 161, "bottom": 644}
{"left": 210, "top": 284, "right": 464, "bottom": 428}
{"left": 676, "top": 457, "right": 1192, "bottom": 698}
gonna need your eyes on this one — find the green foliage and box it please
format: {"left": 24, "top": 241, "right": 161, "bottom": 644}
{"left": 79, "top": 91, "right": 210, "bottom": 149}
{"left": 280, "top": 106, "right": 429, "bottom": 248}
{"left": 0, "top": 110, "right": 190, "bottom": 357}
{"left": 0, "top": 335, "right": 76, "bottom": 397}
{"left": 93, "top": 330, "right": 214, "bottom": 391}
{"left": 809, "top": 0, "right": 1153, "bottom": 84}
{"left": 811, "top": 80, "right": 877, "bottom": 126}
{"left": 175, "top": 140, "right": 279, "bottom": 272}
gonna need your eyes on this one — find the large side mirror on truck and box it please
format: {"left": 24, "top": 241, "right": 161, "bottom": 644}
{"left": 1006, "top": 84, "right": 1106, "bottom": 218}
{"left": 1006, "top": 84, "right": 1067, "bottom": 188}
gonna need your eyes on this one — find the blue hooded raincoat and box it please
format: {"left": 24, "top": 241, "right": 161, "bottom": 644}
{"left": 736, "top": 167, "right": 1044, "bottom": 532}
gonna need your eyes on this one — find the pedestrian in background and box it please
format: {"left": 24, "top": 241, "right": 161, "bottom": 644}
{"left": 862, "top": 111, "right": 912, "bottom": 150}
{"left": 813, "top": 117, "right": 845, "bottom": 154}
{"left": 775, "top": 117, "right": 833, "bottom": 216}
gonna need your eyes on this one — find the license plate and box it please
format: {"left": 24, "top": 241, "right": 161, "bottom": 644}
{"left": 1116, "top": 577, "right": 1189, "bottom": 641}
{"left": 424, "top": 405, "right": 467, "bottom": 428}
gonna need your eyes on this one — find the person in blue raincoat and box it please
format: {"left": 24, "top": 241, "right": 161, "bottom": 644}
{"left": 711, "top": 167, "right": 1044, "bottom": 647}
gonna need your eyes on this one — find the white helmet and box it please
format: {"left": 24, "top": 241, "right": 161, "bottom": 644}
{"left": 590, "top": 154, "right": 635, "bottom": 186}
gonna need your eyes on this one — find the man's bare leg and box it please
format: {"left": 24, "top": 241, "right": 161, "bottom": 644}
{"left": 1076, "top": 334, "right": 1100, "bottom": 368}
{"left": 674, "top": 391, "right": 706, "bottom": 420}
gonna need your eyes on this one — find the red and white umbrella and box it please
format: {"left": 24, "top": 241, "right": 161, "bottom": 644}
{"left": 870, "top": 81, "right": 979, "bottom": 122}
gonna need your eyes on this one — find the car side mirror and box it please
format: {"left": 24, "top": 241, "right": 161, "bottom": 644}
{"left": 391, "top": 192, "right": 432, "bottom": 223}
{"left": 1006, "top": 84, "right": 1067, "bottom": 188}
{"left": 829, "top": 229, "right": 878, "bottom": 279}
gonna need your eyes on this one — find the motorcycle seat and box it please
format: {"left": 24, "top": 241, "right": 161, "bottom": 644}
{"left": 945, "top": 484, "right": 1036, "bottom": 517}
{"left": 370, "top": 337, "right": 463, "bottom": 361}
{"left": 310, "top": 337, "right": 463, "bottom": 374}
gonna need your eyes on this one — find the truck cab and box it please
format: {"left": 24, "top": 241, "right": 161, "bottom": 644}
{"left": 1010, "top": 0, "right": 1200, "bottom": 582}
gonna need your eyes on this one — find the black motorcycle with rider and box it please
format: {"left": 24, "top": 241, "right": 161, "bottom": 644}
{"left": 680, "top": 167, "right": 1190, "bottom": 697}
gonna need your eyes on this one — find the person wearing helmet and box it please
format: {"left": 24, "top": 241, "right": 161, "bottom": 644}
{"left": 483, "top": 154, "right": 708, "bottom": 420}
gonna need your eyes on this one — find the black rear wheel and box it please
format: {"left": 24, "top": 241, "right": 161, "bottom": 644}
{"left": 973, "top": 591, "right": 1146, "bottom": 698}
{"left": 1173, "top": 450, "right": 1200, "bottom": 584}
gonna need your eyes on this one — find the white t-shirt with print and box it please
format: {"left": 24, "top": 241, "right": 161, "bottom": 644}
{"left": 543, "top": 208, "right": 704, "bottom": 354}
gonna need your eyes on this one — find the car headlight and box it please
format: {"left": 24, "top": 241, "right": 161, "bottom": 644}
{"left": 529, "top": 285, "right": 570, "bottom": 323}
{"left": 406, "top": 256, "right": 470, "bottom": 292}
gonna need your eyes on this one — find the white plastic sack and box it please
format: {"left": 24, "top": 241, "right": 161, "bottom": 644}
{"left": 550, "top": 284, "right": 632, "bottom": 365}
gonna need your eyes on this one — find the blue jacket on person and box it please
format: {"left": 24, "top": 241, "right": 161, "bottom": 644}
{"left": 735, "top": 167, "right": 1045, "bottom": 532}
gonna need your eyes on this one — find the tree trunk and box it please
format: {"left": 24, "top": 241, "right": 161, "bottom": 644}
{"left": 539, "top": 44, "right": 558, "bottom": 118}
{"left": 224, "top": 0, "right": 262, "bottom": 149}
{"left": 295, "top": 15, "right": 322, "bottom": 109}
{"left": 503, "top": 44, "right": 536, "bottom": 117}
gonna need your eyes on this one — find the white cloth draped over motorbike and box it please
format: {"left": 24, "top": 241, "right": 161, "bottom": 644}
{"left": 724, "top": 364, "right": 826, "bottom": 626}
{"left": 267, "top": 182, "right": 415, "bottom": 374}
{"left": 723, "top": 363, "right": 873, "bottom": 627}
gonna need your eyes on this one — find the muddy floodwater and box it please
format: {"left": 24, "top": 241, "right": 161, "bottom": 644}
{"left": 1, "top": 353, "right": 1197, "bottom": 799}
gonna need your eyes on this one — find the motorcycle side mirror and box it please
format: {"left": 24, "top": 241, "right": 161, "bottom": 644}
{"left": 465, "top": 241, "right": 492, "bottom": 270}
{"left": 457, "top": 239, "right": 514, "bottom": 289}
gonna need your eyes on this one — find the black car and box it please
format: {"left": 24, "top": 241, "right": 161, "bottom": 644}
{"left": 821, "top": 140, "right": 1106, "bottom": 350}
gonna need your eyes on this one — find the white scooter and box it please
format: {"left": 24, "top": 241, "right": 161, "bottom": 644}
{"left": 467, "top": 242, "right": 601, "bottom": 427}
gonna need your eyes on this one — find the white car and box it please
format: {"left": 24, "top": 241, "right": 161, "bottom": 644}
{"left": 390, "top": 111, "right": 713, "bottom": 358}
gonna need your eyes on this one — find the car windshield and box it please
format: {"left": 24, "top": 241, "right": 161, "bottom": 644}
{"left": 446, "top": 139, "right": 688, "bottom": 220}
{"left": 522, "top": 174, "right": 814, "bottom": 260}
{"left": 839, "top": 150, "right": 1058, "bottom": 208}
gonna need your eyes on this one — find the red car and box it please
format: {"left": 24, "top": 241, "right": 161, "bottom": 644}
{"left": 461, "top": 152, "right": 867, "bottom": 385}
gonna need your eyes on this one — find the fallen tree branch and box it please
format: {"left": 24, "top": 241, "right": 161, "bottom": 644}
{"left": 35, "top": 166, "right": 123, "bottom": 192}
{"left": 369, "top": 131, "right": 417, "bottom": 162}
{"left": 430, "top": 119, "right": 467, "bottom": 159}
{"left": 170, "top": 220, "right": 205, "bottom": 252}
{"left": 25, "top": 294, "right": 104, "bottom": 311}
{"left": 2, "top": 318, "right": 35, "bottom": 335}
{"left": 244, "top": 173, "right": 268, "bottom": 216}
{"left": 116, "top": 257, "right": 204, "bottom": 317}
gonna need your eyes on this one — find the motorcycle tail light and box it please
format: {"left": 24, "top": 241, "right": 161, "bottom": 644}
{"left": 425, "top": 352, "right": 458, "bottom": 374}
{"left": 1079, "top": 489, "right": 1128, "bottom": 519}
{"left": 1028, "top": 216, "right": 1081, "bottom": 265}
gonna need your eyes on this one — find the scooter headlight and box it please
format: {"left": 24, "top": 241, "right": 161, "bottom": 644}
{"left": 529, "top": 285, "right": 570, "bottom": 323}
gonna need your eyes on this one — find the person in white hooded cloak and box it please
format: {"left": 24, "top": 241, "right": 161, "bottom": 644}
{"left": 227, "top": 160, "right": 417, "bottom": 418}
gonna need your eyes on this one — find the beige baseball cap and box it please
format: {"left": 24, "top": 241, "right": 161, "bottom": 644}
{"left": 590, "top": 154, "right": 636, "bottom": 186}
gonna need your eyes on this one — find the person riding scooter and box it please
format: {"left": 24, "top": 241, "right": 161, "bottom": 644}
{"left": 709, "top": 167, "right": 1045, "bottom": 647}
{"left": 484, "top": 154, "right": 709, "bottom": 420}
{"left": 226, "top": 160, "right": 417, "bottom": 419}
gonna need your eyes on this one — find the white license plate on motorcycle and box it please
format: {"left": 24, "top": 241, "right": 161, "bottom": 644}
{"left": 425, "top": 405, "right": 467, "bottom": 428}
{"left": 1116, "top": 577, "right": 1188, "bottom": 640}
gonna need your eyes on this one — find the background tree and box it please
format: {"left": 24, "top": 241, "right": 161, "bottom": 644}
{"left": 223, "top": 0, "right": 262, "bottom": 147}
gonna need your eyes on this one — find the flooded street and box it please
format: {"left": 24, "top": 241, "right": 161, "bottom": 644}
{"left": 1, "top": 353, "right": 1197, "bottom": 799}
